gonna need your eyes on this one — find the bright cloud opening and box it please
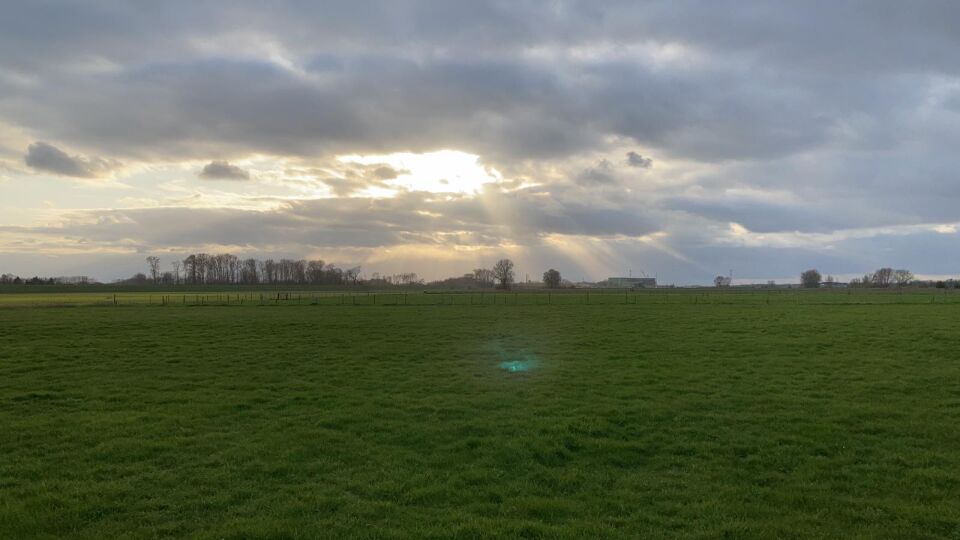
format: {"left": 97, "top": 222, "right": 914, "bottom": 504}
{"left": 338, "top": 150, "right": 502, "bottom": 195}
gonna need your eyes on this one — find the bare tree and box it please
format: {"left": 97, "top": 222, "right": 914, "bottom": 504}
{"left": 292, "top": 259, "right": 307, "bottom": 284}
{"left": 306, "top": 260, "right": 325, "bottom": 284}
{"left": 344, "top": 266, "right": 361, "bottom": 284}
{"left": 872, "top": 267, "right": 894, "bottom": 288}
{"left": 894, "top": 269, "right": 914, "bottom": 287}
{"left": 392, "top": 272, "right": 420, "bottom": 285}
{"left": 194, "top": 253, "right": 209, "bottom": 283}
{"left": 182, "top": 255, "right": 197, "bottom": 284}
{"left": 473, "top": 268, "right": 495, "bottom": 288}
{"left": 171, "top": 260, "right": 181, "bottom": 285}
{"left": 241, "top": 258, "right": 259, "bottom": 284}
{"left": 262, "top": 259, "right": 276, "bottom": 284}
{"left": 492, "top": 259, "right": 515, "bottom": 290}
{"left": 146, "top": 256, "right": 161, "bottom": 284}
{"left": 714, "top": 275, "right": 731, "bottom": 287}
{"left": 543, "top": 268, "right": 561, "bottom": 289}
{"left": 800, "top": 269, "right": 822, "bottom": 288}
{"left": 325, "top": 264, "right": 343, "bottom": 284}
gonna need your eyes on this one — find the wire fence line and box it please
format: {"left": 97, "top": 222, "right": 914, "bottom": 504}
{"left": 2, "top": 288, "right": 959, "bottom": 308}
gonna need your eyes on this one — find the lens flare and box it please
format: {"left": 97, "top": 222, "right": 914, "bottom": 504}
{"left": 498, "top": 358, "right": 539, "bottom": 372}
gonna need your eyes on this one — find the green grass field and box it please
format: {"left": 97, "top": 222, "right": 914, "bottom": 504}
{"left": 2, "top": 297, "right": 960, "bottom": 538}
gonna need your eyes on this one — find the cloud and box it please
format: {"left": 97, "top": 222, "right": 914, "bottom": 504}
{"left": 1, "top": 184, "right": 660, "bottom": 256}
{"left": 0, "top": 53, "right": 855, "bottom": 164}
{"left": 24, "top": 141, "right": 113, "bottom": 178}
{"left": 5, "top": 2, "right": 949, "bottom": 167}
{"left": 372, "top": 165, "right": 404, "bottom": 180}
{"left": 199, "top": 160, "right": 250, "bottom": 180}
{"left": 625, "top": 151, "right": 652, "bottom": 168}
{"left": 4, "top": 3, "right": 960, "bottom": 281}
{"left": 576, "top": 159, "right": 616, "bottom": 185}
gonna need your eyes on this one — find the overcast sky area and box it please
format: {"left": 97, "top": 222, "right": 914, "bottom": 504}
{"left": 3, "top": 1, "right": 960, "bottom": 284}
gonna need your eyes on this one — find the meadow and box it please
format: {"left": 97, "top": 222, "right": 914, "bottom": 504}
{"left": 2, "top": 292, "right": 960, "bottom": 538}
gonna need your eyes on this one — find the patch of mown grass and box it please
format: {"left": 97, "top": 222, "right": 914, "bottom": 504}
{"left": 1, "top": 303, "right": 960, "bottom": 538}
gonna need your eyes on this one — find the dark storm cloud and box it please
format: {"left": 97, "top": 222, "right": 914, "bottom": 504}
{"left": 6, "top": 2, "right": 960, "bottom": 75}
{"left": 199, "top": 161, "right": 250, "bottom": 180}
{"left": 625, "top": 151, "right": 652, "bottom": 169}
{"left": 0, "top": 54, "right": 847, "bottom": 163}
{"left": 2, "top": 1, "right": 952, "bottom": 172}
{"left": 24, "top": 142, "right": 112, "bottom": 178}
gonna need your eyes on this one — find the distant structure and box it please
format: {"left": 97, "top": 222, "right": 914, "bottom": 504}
{"left": 603, "top": 277, "right": 657, "bottom": 288}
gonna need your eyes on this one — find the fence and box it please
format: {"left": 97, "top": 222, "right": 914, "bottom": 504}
{"left": 1, "top": 288, "right": 959, "bottom": 308}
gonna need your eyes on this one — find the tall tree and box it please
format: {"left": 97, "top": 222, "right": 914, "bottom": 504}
{"left": 182, "top": 255, "right": 197, "bottom": 284}
{"left": 800, "top": 269, "right": 822, "bottom": 288}
{"left": 894, "top": 269, "right": 914, "bottom": 287}
{"left": 473, "top": 268, "right": 495, "bottom": 288}
{"left": 145, "top": 256, "right": 160, "bottom": 284}
{"left": 344, "top": 266, "right": 361, "bottom": 284}
{"left": 170, "top": 260, "right": 181, "bottom": 285}
{"left": 241, "top": 258, "right": 259, "bottom": 284}
{"left": 542, "top": 268, "right": 561, "bottom": 289}
{"left": 492, "top": 259, "right": 515, "bottom": 290}
{"left": 872, "top": 267, "right": 894, "bottom": 288}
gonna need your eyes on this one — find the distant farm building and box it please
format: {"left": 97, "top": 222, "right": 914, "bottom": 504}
{"left": 603, "top": 277, "right": 657, "bottom": 288}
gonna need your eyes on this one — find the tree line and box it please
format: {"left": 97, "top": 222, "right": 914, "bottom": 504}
{"left": 799, "top": 267, "right": 915, "bottom": 288}
{"left": 139, "top": 254, "right": 362, "bottom": 285}
{"left": 1, "top": 255, "right": 573, "bottom": 290}
{"left": 139, "top": 255, "right": 570, "bottom": 290}
{"left": 0, "top": 274, "right": 92, "bottom": 285}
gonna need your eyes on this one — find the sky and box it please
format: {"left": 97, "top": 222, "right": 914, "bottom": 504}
{"left": 3, "top": 1, "right": 960, "bottom": 284}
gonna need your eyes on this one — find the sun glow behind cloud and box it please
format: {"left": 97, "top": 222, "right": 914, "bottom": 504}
{"left": 338, "top": 150, "right": 502, "bottom": 196}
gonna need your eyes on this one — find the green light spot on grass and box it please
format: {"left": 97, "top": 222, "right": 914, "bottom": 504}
{"left": 499, "top": 359, "right": 538, "bottom": 372}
